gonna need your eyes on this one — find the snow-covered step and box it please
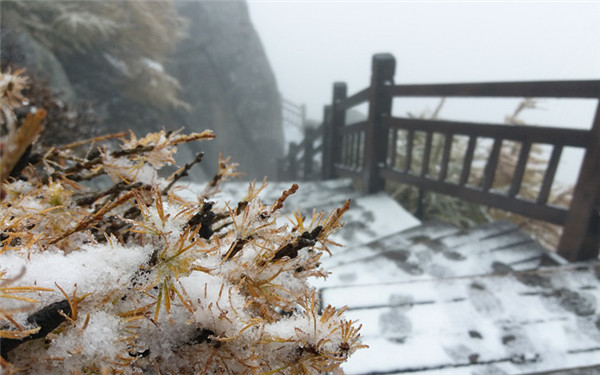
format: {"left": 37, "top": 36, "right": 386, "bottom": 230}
{"left": 324, "top": 263, "right": 600, "bottom": 375}
{"left": 327, "top": 191, "right": 420, "bottom": 248}
{"left": 319, "top": 220, "right": 556, "bottom": 288}
{"left": 324, "top": 219, "right": 459, "bottom": 268}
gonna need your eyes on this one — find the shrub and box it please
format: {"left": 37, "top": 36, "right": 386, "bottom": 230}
{"left": 0, "top": 69, "right": 364, "bottom": 374}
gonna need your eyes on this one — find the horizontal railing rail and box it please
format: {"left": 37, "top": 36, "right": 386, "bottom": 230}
{"left": 338, "top": 87, "right": 370, "bottom": 109}
{"left": 384, "top": 118, "right": 591, "bottom": 147}
{"left": 277, "top": 53, "right": 599, "bottom": 262}
{"left": 387, "top": 80, "right": 600, "bottom": 98}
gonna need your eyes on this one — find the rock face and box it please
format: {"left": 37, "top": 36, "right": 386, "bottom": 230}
{"left": 169, "top": 0, "right": 283, "bottom": 180}
{"left": 0, "top": 0, "right": 283, "bottom": 181}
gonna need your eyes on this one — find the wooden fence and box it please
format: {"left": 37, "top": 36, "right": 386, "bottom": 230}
{"left": 278, "top": 124, "right": 324, "bottom": 181}
{"left": 278, "top": 53, "right": 600, "bottom": 262}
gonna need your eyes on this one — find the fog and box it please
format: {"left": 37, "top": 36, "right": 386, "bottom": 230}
{"left": 248, "top": 1, "right": 600, "bottom": 122}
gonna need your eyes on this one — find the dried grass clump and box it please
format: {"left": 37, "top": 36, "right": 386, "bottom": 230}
{"left": 0, "top": 69, "right": 364, "bottom": 374}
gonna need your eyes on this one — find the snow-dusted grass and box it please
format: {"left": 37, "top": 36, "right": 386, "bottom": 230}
{"left": 0, "top": 69, "right": 366, "bottom": 373}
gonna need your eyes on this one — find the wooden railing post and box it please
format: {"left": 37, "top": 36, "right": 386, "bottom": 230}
{"left": 364, "top": 53, "right": 396, "bottom": 194}
{"left": 321, "top": 105, "right": 334, "bottom": 179}
{"left": 287, "top": 142, "right": 299, "bottom": 180}
{"left": 558, "top": 103, "right": 600, "bottom": 261}
{"left": 330, "top": 83, "right": 347, "bottom": 174}
{"left": 302, "top": 127, "right": 315, "bottom": 180}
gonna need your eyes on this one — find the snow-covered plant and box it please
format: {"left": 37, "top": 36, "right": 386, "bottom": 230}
{"left": 0, "top": 69, "right": 365, "bottom": 374}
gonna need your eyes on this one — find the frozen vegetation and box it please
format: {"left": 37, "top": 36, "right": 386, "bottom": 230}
{"left": 0, "top": 69, "right": 365, "bottom": 374}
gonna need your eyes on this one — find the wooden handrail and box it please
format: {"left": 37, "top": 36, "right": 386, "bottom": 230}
{"left": 384, "top": 117, "right": 591, "bottom": 147}
{"left": 338, "top": 87, "right": 370, "bottom": 109}
{"left": 388, "top": 80, "right": 600, "bottom": 98}
{"left": 378, "top": 168, "right": 569, "bottom": 225}
{"left": 277, "top": 53, "right": 600, "bottom": 261}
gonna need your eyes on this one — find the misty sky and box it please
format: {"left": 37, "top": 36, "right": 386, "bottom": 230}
{"left": 248, "top": 1, "right": 600, "bottom": 121}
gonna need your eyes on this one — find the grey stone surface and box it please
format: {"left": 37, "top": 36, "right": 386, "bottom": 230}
{"left": 0, "top": 25, "right": 74, "bottom": 99}
{"left": 169, "top": 0, "right": 284, "bottom": 180}
{"left": 0, "top": 0, "right": 283, "bottom": 181}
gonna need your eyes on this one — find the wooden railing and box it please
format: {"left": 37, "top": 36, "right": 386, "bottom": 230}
{"left": 277, "top": 124, "right": 323, "bottom": 181}
{"left": 278, "top": 53, "right": 600, "bottom": 262}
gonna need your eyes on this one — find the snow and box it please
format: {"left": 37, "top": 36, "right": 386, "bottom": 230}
{"left": 2, "top": 170, "right": 597, "bottom": 374}
{"left": 0, "top": 243, "right": 152, "bottom": 310}
{"left": 329, "top": 265, "right": 600, "bottom": 374}
{"left": 1, "top": 176, "right": 375, "bottom": 373}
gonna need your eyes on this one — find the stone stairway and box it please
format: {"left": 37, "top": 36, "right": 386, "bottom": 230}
{"left": 214, "top": 179, "right": 600, "bottom": 375}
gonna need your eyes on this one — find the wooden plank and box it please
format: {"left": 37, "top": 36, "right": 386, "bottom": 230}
{"left": 438, "top": 133, "right": 453, "bottom": 182}
{"left": 338, "top": 87, "right": 370, "bottom": 109}
{"left": 342, "top": 134, "right": 352, "bottom": 167}
{"left": 482, "top": 138, "right": 503, "bottom": 192}
{"left": 302, "top": 127, "right": 315, "bottom": 180}
{"left": 340, "top": 135, "right": 352, "bottom": 167}
{"left": 339, "top": 120, "right": 367, "bottom": 136}
{"left": 387, "top": 80, "right": 600, "bottom": 98}
{"left": 537, "top": 145, "right": 563, "bottom": 204}
{"left": 379, "top": 168, "right": 569, "bottom": 225}
{"left": 287, "top": 142, "right": 299, "bottom": 180}
{"left": 388, "top": 128, "right": 398, "bottom": 168}
{"left": 421, "top": 131, "right": 433, "bottom": 177}
{"left": 384, "top": 117, "right": 590, "bottom": 147}
{"left": 460, "top": 136, "right": 477, "bottom": 186}
{"left": 364, "top": 53, "right": 395, "bottom": 194}
{"left": 351, "top": 132, "right": 359, "bottom": 170}
{"left": 330, "top": 82, "right": 347, "bottom": 177}
{"left": 358, "top": 131, "right": 365, "bottom": 170}
{"left": 508, "top": 141, "right": 532, "bottom": 198}
{"left": 405, "top": 129, "right": 415, "bottom": 172}
{"left": 321, "top": 105, "right": 334, "bottom": 180}
{"left": 558, "top": 102, "right": 600, "bottom": 260}
{"left": 356, "top": 132, "right": 363, "bottom": 170}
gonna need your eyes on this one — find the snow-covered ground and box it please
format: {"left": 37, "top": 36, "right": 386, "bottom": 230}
{"left": 3, "top": 176, "right": 597, "bottom": 374}
{"left": 172, "top": 179, "right": 600, "bottom": 375}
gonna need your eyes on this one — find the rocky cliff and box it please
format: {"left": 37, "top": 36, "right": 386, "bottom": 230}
{"left": 1, "top": 0, "right": 283, "bottom": 180}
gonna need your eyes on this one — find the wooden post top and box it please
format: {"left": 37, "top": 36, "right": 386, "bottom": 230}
{"left": 332, "top": 82, "right": 347, "bottom": 102}
{"left": 371, "top": 53, "right": 396, "bottom": 84}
